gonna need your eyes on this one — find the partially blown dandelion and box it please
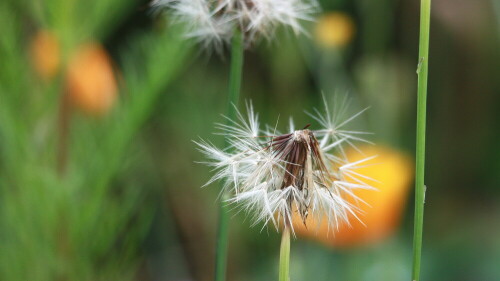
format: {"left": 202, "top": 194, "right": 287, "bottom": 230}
{"left": 152, "top": 0, "right": 318, "bottom": 48}
{"left": 196, "top": 99, "right": 375, "bottom": 232}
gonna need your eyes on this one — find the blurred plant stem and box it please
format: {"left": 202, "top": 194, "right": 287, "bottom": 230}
{"left": 56, "top": 91, "right": 71, "bottom": 281}
{"left": 57, "top": 91, "right": 70, "bottom": 176}
{"left": 214, "top": 29, "right": 244, "bottom": 281}
{"left": 412, "top": 0, "right": 431, "bottom": 280}
{"left": 279, "top": 226, "right": 291, "bottom": 281}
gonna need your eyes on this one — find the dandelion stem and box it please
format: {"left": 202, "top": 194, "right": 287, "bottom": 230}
{"left": 412, "top": 0, "right": 431, "bottom": 280}
{"left": 279, "top": 226, "right": 291, "bottom": 281}
{"left": 214, "top": 29, "right": 244, "bottom": 281}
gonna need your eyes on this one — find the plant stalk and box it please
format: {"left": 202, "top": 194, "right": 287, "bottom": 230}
{"left": 279, "top": 226, "right": 291, "bottom": 281}
{"left": 57, "top": 91, "right": 71, "bottom": 176}
{"left": 214, "top": 29, "right": 244, "bottom": 281}
{"left": 412, "top": 0, "right": 431, "bottom": 280}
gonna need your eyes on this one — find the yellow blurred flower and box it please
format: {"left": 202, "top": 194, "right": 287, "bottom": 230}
{"left": 293, "top": 145, "right": 413, "bottom": 248}
{"left": 30, "top": 30, "right": 60, "bottom": 79}
{"left": 314, "top": 12, "right": 355, "bottom": 48}
{"left": 65, "top": 42, "right": 118, "bottom": 116}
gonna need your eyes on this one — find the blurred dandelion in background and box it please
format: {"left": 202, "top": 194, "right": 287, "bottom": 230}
{"left": 152, "top": 0, "right": 319, "bottom": 49}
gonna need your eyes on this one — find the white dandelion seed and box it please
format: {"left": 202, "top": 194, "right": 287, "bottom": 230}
{"left": 152, "top": 0, "right": 319, "bottom": 48}
{"left": 196, "top": 98, "right": 376, "bottom": 233}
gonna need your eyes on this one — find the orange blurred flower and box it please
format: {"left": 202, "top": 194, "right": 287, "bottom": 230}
{"left": 30, "top": 30, "right": 60, "bottom": 79}
{"left": 314, "top": 12, "right": 356, "bottom": 49}
{"left": 65, "top": 42, "right": 118, "bottom": 116}
{"left": 293, "top": 145, "right": 413, "bottom": 248}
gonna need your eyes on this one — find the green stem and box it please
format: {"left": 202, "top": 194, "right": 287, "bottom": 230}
{"left": 214, "top": 30, "right": 244, "bottom": 281}
{"left": 279, "top": 226, "right": 291, "bottom": 281}
{"left": 57, "top": 91, "right": 71, "bottom": 177}
{"left": 412, "top": 0, "right": 431, "bottom": 280}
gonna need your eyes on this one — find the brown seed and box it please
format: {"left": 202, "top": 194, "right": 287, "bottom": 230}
{"left": 272, "top": 129, "right": 330, "bottom": 224}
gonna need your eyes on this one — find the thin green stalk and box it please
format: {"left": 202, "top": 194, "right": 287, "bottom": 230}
{"left": 214, "top": 29, "right": 244, "bottom": 281}
{"left": 279, "top": 226, "right": 291, "bottom": 281}
{"left": 412, "top": 0, "right": 431, "bottom": 280}
{"left": 57, "top": 92, "right": 70, "bottom": 177}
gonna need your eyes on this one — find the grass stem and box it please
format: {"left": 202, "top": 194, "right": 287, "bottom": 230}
{"left": 214, "top": 29, "right": 244, "bottom": 281}
{"left": 412, "top": 0, "right": 432, "bottom": 280}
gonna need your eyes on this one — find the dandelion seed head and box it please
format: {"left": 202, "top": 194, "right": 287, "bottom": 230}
{"left": 152, "top": 0, "right": 319, "bottom": 49}
{"left": 197, "top": 98, "right": 375, "bottom": 233}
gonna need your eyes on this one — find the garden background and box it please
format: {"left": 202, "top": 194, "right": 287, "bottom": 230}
{"left": 1, "top": 0, "right": 499, "bottom": 280}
